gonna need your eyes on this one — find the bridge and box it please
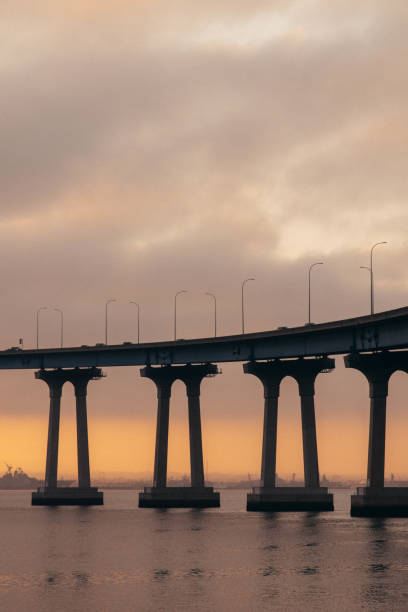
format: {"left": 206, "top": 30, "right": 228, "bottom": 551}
{"left": 3, "top": 305, "right": 408, "bottom": 369}
{"left": 10, "top": 305, "right": 408, "bottom": 516}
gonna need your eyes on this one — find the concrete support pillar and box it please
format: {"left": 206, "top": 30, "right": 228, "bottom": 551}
{"left": 245, "top": 357, "right": 334, "bottom": 512}
{"left": 74, "top": 380, "right": 91, "bottom": 489}
{"left": 139, "top": 363, "right": 220, "bottom": 508}
{"left": 367, "top": 380, "right": 388, "bottom": 488}
{"left": 243, "top": 362, "right": 283, "bottom": 489}
{"left": 140, "top": 367, "right": 175, "bottom": 490}
{"left": 179, "top": 364, "right": 218, "bottom": 491}
{"left": 186, "top": 379, "right": 205, "bottom": 488}
{"left": 44, "top": 379, "right": 63, "bottom": 489}
{"left": 33, "top": 368, "right": 104, "bottom": 506}
{"left": 260, "top": 383, "right": 280, "bottom": 488}
{"left": 298, "top": 378, "right": 320, "bottom": 488}
{"left": 344, "top": 353, "right": 393, "bottom": 490}
{"left": 153, "top": 381, "right": 171, "bottom": 489}
{"left": 343, "top": 351, "right": 408, "bottom": 516}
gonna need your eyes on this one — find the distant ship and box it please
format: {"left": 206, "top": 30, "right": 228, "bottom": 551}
{"left": 0, "top": 464, "right": 74, "bottom": 490}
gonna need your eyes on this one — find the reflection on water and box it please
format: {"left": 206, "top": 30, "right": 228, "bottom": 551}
{"left": 0, "top": 490, "right": 406, "bottom": 610}
{"left": 361, "top": 518, "right": 391, "bottom": 607}
{"left": 152, "top": 568, "right": 170, "bottom": 581}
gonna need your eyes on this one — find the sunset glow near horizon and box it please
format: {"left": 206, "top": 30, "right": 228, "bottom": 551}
{"left": 1, "top": 1, "right": 408, "bottom": 479}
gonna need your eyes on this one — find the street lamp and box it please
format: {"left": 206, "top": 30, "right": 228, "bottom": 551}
{"left": 54, "top": 308, "right": 64, "bottom": 348}
{"left": 242, "top": 278, "right": 255, "bottom": 334}
{"left": 174, "top": 290, "right": 187, "bottom": 340}
{"left": 105, "top": 299, "right": 116, "bottom": 344}
{"left": 36, "top": 306, "right": 47, "bottom": 349}
{"left": 308, "top": 262, "right": 324, "bottom": 324}
{"left": 129, "top": 301, "right": 140, "bottom": 343}
{"left": 360, "top": 241, "right": 388, "bottom": 315}
{"left": 205, "top": 292, "right": 217, "bottom": 337}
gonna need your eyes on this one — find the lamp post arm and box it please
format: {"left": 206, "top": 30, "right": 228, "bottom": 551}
{"left": 369, "top": 241, "right": 387, "bottom": 315}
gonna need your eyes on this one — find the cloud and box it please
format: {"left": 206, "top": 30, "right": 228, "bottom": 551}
{"left": 1, "top": 1, "right": 407, "bottom": 239}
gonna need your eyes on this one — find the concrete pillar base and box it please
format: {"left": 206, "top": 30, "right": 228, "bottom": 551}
{"left": 139, "top": 486, "right": 220, "bottom": 508}
{"left": 247, "top": 487, "right": 333, "bottom": 512}
{"left": 31, "top": 487, "right": 103, "bottom": 506}
{"left": 351, "top": 487, "right": 408, "bottom": 517}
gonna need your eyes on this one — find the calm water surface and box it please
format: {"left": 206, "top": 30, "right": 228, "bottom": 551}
{"left": 0, "top": 489, "right": 407, "bottom": 611}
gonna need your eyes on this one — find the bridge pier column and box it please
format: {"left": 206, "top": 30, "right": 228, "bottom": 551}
{"left": 186, "top": 379, "right": 205, "bottom": 488}
{"left": 74, "top": 378, "right": 92, "bottom": 489}
{"left": 298, "top": 377, "right": 320, "bottom": 489}
{"left": 367, "top": 379, "right": 388, "bottom": 490}
{"left": 32, "top": 368, "right": 104, "bottom": 506}
{"left": 245, "top": 358, "right": 334, "bottom": 512}
{"left": 345, "top": 351, "right": 408, "bottom": 517}
{"left": 139, "top": 364, "right": 220, "bottom": 508}
{"left": 44, "top": 377, "right": 63, "bottom": 489}
{"left": 152, "top": 379, "right": 171, "bottom": 489}
{"left": 260, "top": 384, "right": 279, "bottom": 488}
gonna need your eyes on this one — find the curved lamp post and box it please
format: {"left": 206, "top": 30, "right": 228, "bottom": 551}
{"left": 105, "top": 299, "right": 116, "bottom": 344}
{"left": 308, "top": 262, "right": 324, "bottom": 324}
{"left": 174, "top": 290, "right": 187, "bottom": 340}
{"left": 205, "top": 292, "right": 217, "bottom": 337}
{"left": 36, "top": 306, "right": 47, "bottom": 349}
{"left": 54, "top": 308, "right": 64, "bottom": 348}
{"left": 360, "top": 241, "right": 387, "bottom": 315}
{"left": 129, "top": 301, "right": 140, "bottom": 343}
{"left": 242, "top": 278, "right": 255, "bottom": 334}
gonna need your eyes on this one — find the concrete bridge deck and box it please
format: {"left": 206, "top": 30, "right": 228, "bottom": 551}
{"left": 1, "top": 305, "right": 408, "bottom": 369}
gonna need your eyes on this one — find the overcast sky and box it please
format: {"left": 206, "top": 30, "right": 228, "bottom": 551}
{"left": 1, "top": 1, "right": 407, "bottom": 479}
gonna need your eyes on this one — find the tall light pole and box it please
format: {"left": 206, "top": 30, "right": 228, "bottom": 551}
{"left": 308, "top": 262, "right": 324, "bottom": 324}
{"left": 174, "top": 290, "right": 187, "bottom": 340}
{"left": 205, "top": 292, "right": 217, "bottom": 337}
{"left": 360, "top": 241, "right": 388, "bottom": 315}
{"left": 54, "top": 308, "right": 64, "bottom": 348}
{"left": 36, "top": 306, "right": 47, "bottom": 349}
{"left": 242, "top": 278, "right": 255, "bottom": 334}
{"left": 105, "top": 299, "right": 116, "bottom": 344}
{"left": 129, "top": 301, "right": 140, "bottom": 343}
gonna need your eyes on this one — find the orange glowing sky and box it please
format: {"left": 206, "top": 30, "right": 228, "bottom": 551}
{"left": 1, "top": 1, "right": 408, "bottom": 480}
